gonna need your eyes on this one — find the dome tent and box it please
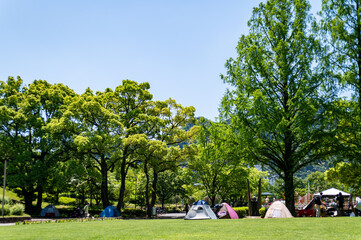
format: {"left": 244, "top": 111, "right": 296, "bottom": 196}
{"left": 40, "top": 205, "right": 60, "bottom": 217}
{"left": 184, "top": 200, "right": 217, "bottom": 220}
{"left": 217, "top": 203, "right": 239, "bottom": 219}
{"left": 100, "top": 205, "right": 121, "bottom": 218}
{"left": 264, "top": 201, "right": 293, "bottom": 219}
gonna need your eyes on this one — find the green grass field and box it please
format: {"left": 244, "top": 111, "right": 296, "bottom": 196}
{"left": 1, "top": 217, "right": 361, "bottom": 240}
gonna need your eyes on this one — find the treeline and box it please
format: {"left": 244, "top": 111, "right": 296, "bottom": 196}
{"left": 0, "top": 77, "right": 265, "bottom": 218}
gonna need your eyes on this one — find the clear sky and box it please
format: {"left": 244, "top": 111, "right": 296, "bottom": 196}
{"left": 0, "top": 0, "right": 322, "bottom": 121}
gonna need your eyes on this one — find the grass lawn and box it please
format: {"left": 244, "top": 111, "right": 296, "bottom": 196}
{"left": 1, "top": 217, "right": 360, "bottom": 240}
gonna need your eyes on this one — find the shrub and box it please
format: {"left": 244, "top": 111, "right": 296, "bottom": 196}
{"left": 122, "top": 208, "right": 146, "bottom": 218}
{"left": 233, "top": 207, "right": 248, "bottom": 218}
{"left": 59, "top": 197, "right": 76, "bottom": 205}
{"left": 1, "top": 204, "right": 11, "bottom": 216}
{"left": 259, "top": 207, "right": 266, "bottom": 218}
{"left": 10, "top": 204, "right": 25, "bottom": 216}
{"left": 0, "top": 197, "right": 13, "bottom": 205}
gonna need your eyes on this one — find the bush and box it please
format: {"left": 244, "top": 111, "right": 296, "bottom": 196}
{"left": 59, "top": 197, "right": 76, "bottom": 205}
{"left": 122, "top": 208, "right": 146, "bottom": 218}
{"left": 10, "top": 204, "right": 25, "bottom": 216}
{"left": 0, "top": 197, "right": 13, "bottom": 205}
{"left": 1, "top": 204, "right": 11, "bottom": 216}
{"left": 233, "top": 207, "right": 248, "bottom": 218}
{"left": 259, "top": 207, "right": 266, "bottom": 218}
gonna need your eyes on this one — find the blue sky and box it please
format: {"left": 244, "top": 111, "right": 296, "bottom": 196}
{"left": 0, "top": 0, "right": 322, "bottom": 120}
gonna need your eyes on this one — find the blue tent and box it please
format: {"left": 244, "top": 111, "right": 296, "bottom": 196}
{"left": 193, "top": 200, "right": 210, "bottom": 206}
{"left": 100, "top": 206, "right": 121, "bottom": 217}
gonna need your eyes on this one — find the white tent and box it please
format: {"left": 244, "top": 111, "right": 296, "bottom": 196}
{"left": 264, "top": 201, "right": 293, "bottom": 219}
{"left": 40, "top": 205, "right": 60, "bottom": 217}
{"left": 184, "top": 200, "right": 217, "bottom": 220}
{"left": 314, "top": 188, "right": 350, "bottom": 197}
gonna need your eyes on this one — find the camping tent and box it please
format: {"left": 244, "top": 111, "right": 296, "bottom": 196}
{"left": 314, "top": 188, "right": 350, "bottom": 197}
{"left": 100, "top": 206, "right": 121, "bottom": 217}
{"left": 40, "top": 205, "right": 60, "bottom": 217}
{"left": 217, "top": 203, "right": 239, "bottom": 219}
{"left": 264, "top": 201, "right": 293, "bottom": 219}
{"left": 184, "top": 200, "right": 217, "bottom": 220}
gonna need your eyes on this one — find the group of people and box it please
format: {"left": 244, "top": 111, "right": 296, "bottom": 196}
{"left": 314, "top": 192, "right": 344, "bottom": 217}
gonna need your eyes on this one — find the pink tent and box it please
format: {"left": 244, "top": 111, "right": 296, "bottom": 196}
{"left": 217, "top": 203, "right": 239, "bottom": 219}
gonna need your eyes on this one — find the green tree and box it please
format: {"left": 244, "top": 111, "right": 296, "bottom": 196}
{"left": 156, "top": 169, "right": 187, "bottom": 208}
{"left": 320, "top": 0, "right": 361, "bottom": 106}
{"left": 188, "top": 120, "right": 237, "bottom": 206}
{"left": 326, "top": 162, "right": 361, "bottom": 195}
{"left": 124, "top": 99, "right": 196, "bottom": 218}
{"left": 111, "top": 80, "right": 153, "bottom": 211}
{"left": 320, "top": 0, "right": 361, "bottom": 173}
{"left": 63, "top": 88, "right": 123, "bottom": 208}
{"left": 221, "top": 0, "right": 335, "bottom": 215}
{"left": 0, "top": 77, "right": 75, "bottom": 213}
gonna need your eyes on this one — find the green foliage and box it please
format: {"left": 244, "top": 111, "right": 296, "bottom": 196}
{"left": 1, "top": 204, "right": 11, "bottom": 216}
{"left": 221, "top": 0, "right": 336, "bottom": 214}
{"left": 259, "top": 207, "right": 266, "bottom": 218}
{"left": 10, "top": 203, "right": 25, "bottom": 215}
{"left": 0, "top": 187, "right": 21, "bottom": 202}
{"left": 233, "top": 207, "right": 248, "bottom": 218}
{"left": 58, "top": 197, "right": 76, "bottom": 206}
{"left": 326, "top": 162, "right": 361, "bottom": 195}
{"left": 0, "top": 196, "right": 13, "bottom": 205}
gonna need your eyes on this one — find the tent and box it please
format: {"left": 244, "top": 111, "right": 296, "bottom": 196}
{"left": 217, "top": 203, "right": 239, "bottom": 219}
{"left": 264, "top": 201, "right": 293, "bottom": 219}
{"left": 100, "top": 206, "right": 121, "bottom": 218}
{"left": 314, "top": 188, "right": 350, "bottom": 197}
{"left": 40, "top": 205, "right": 60, "bottom": 217}
{"left": 184, "top": 200, "right": 217, "bottom": 220}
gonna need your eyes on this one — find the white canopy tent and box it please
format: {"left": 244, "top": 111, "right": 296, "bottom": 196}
{"left": 314, "top": 188, "right": 350, "bottom": 197}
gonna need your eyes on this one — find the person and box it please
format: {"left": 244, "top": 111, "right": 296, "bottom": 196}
{"left": 184, "top": 204, "right": 189, "bottom": 214}
{"left": 314, "top": 192, "right": 323, "bottom": 217}
{"left": 336, "top": 192, "right": 344, "bottom": 216}
{"left": 83, "top": 202, "right": 90, "bottom": 218}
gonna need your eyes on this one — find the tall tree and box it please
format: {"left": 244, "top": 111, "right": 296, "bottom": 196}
{"left": 64, "top": 88, "right": 123, "bottom": 208}
{"left": 124, "top": 99, "right": 196, "bottom": 218}
{"left": 112, "top": 80, "right": 153, "bottom": 211}
{"left": 0, "top": 77, "right": 74, "bottom": 212}
{"left": 320, "top": 0, "right": 361, "bottom": 168}
{"left": 221, "top": 0, "right": 335, "bottom": 215}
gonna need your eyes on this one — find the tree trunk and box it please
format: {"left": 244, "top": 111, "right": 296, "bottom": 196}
{"left": 100, "top": 158, "right": 109, "bottom": 208}
{"left": 144, "top": 163, "right": 152, "bottom": 219}
{"left": 117, "top": 147, "right": 128, "bottom": 212}
{"left": 210, "top": 195, "right": 216, "bottom": 207}
{"left": 150, "top": 170, "right": 158, "bottom": 218}
{"left": 247, "top": 179, "right": 252, "bottom": 216}
{"left": 23, "top": 189, "right": 34, "bottom": 214}
{"left": 284, "top": 170, "right": 295, "bottom": 216}
{"left": 36, "top": 185, "right": 43, "bottom": 213}
{"left": 257, "top": 178, "right": 262, "bottom": 213}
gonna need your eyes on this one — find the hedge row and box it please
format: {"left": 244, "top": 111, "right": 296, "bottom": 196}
{"left": 232, "top": 207, "right": 266, "bottom": 218}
